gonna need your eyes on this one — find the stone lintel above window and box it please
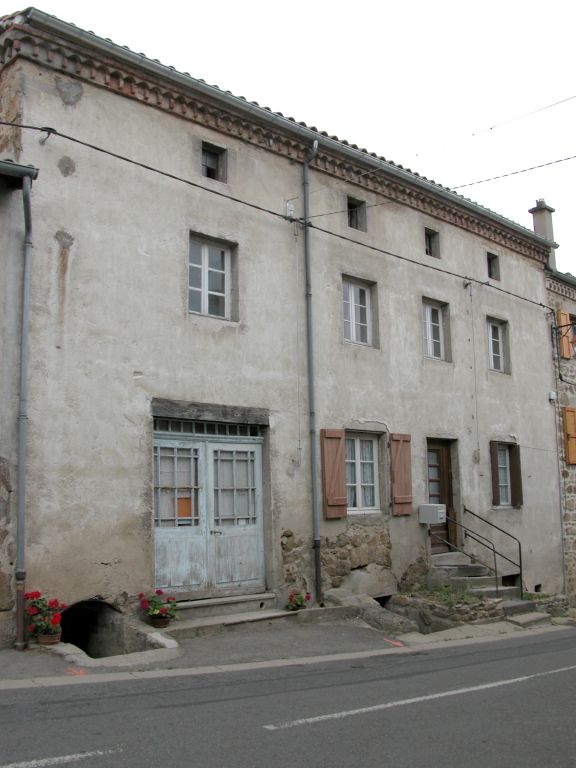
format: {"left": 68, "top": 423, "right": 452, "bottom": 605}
{"left": 152, "top": 398, "right": 269, "bottom": 426}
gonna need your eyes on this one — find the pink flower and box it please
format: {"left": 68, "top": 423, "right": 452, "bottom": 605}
{"left": 48, "top": 598, "right": 59, "bottom": 609}
{"left": 305, "top": 593, "right": 312, "bottom": 601}
{"left": 28, "top": 606, "right": 39, "bottom": 615}
{"left": 51, "top": 613, "right": 62, "bottom": 625}
{"left": 155, "top": 589, "right": 164, "bottom": 596}
{"left": 138, "top": 593, "right": 145, "bottom": 599}
{"left": 140, "top": 599, "right": 149, "bottom": 610}
{"left": 159, "top": 607, "right": 167, "bottom": 615}
{"left": 166, "top": 596, "right": 176, "bottom": 603}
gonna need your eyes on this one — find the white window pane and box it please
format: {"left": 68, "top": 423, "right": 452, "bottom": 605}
{"left": 208, "top": 270, "right": 225, "bottom": 293}
{"left": 362, "top": 485, "right": 375, "bottom": 507}
{"left": 188, "top": 289, "right": 202, "bottom": 313}
{"left": 344, "top": 319, "right": 351, "bottom": 341}
{"left": 347, "top": 485, "right": 357, "bottom": 507}
{"left": 208, "top": 294, "right": 226, "bottom": 316}
{"left": 189, "top": 264, "right": 202, "bottom": 289}
{"left": 189, "top": 241, "right": 202, "bottom": 265}
{"left": 360, "top": 440, "right": 373, "bottom": 461}
{"left": 346, "top": 461, "right": 356, "bottom": 485}
{"left": 208, "top": 247, "right": 225, "bottom": 270}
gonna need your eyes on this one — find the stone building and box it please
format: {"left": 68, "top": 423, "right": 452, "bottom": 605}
{"left": 0, "top": 8, "right": 566, "bottom": 645}
{"left": 543, "top": 221, "right": 576, "bottom": 606}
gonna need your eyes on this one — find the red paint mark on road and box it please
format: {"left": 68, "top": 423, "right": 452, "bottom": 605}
{"left": 382, "top": 637, "right": 404, "bottom": 647}
{"left": 66, "top": 667, "right": 88, "bottom": 675}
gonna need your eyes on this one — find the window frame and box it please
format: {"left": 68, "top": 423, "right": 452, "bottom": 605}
{"left": 487, "top": 317, "right": 510, "bottom": 373}
{"left": 188, "top": 236, "right": 232, "bottom": 320}
{"left": 345, "top": 433, "right": 381, "bottom": 514}
{"left": 347, "top": 196, "right": 367, "bottom": 231}
{"left": 342, "top": 277, "right": 373, "bottom": 346}
{"left": 201, "top": 141, "right": 227, "bottom": 182}
{"left": 487, "top": 252, "right": 500, "bottom": 281}
{"left": 489, "top": 441, "right": 522, "bottom": 507}
{"left": 424, "top": 228, "right": 440, "bottom": 258}
{"left": 422, "top": 299, "right": 450, "bottom": 360}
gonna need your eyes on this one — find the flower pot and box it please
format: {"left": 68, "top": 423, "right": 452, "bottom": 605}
{"left": 150, "top": 615, "right": 170, "bottom": 629}
{"left": 36, "top": 633, "right": 61, "bottom": 645}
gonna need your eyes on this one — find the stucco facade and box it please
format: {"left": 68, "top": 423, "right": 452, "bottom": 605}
{"left": 0, "top": 9, "right": 566, "bottom": 645}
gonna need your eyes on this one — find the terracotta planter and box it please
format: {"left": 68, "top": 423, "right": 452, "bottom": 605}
{"left": 150, "top": 615, "right": 170, "bottom": 629}
{"left": 36, "top": 633, "right": 61, "bottom": 645}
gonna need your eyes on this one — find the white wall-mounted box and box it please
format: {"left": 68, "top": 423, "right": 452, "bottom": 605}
{"left": 418, "top": 504, "right": 446, "bottom": 524}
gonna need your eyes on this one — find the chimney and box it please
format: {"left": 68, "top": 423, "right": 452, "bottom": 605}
{"left": 529, "top": 199, "right": 557, "bottom": 270}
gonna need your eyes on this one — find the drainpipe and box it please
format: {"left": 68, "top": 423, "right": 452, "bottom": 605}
{"left": 302, "top": 141, "right": 323, "bottom": 604}
{"left": 0, "top": 160, "right": 39, "bottom": 649}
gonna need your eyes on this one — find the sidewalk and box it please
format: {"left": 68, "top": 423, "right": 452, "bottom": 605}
{"left": 1, "top": 612, "right": 575, "bottom": 690}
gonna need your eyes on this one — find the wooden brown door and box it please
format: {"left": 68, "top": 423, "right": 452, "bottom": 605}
{"left": 427, "top": 440, "right": 456, "bottom": 553}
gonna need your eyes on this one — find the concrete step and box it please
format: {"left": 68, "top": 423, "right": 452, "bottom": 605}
{"left": 443, "top": 575, "right": 501, "bottom": 590}
{"left": 505, "top": 611, "right": 551, "bottom": 628}
{"left": 174, "top": 592, "right": 276, "bottom": 621}
{"left": 431, "top": 552, "right": 473, "bottom": 567}
{"left": 501, "top": 600, "right": 537, "bottom": 617}
{"left": 167, "top": 609, "right": 296, "bottom": 639}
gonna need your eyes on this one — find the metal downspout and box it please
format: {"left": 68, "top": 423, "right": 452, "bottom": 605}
{"left": 303, "top": 140, "right": 322, "bottom": 604}
{"left": 15, "top": 175, "right": 33, "bottom": 650}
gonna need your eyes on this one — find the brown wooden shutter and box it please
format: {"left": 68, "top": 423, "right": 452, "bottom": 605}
{"left": 390, "top": 433, "right": 413, "bottom": 516}
{"left": 320, "top": 429, "right": 347, "bottom": 519}
{"left": 509, "top": 444, "right": 523, "bottom": 507}
{"left": 557, "top": 309, "right": 572, "bottom": 359}
{"left": 563, "top": 407, "right": 576, "bottom": 465}
{"left": 489, "top": 441, "right": 500, "bottom": 506}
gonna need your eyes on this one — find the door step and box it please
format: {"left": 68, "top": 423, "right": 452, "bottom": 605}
{"left": 167, "top": 609, "right": 295, "bottom": 639}
{"left": 174, "top": 592, "right": 277, "bottom": 621}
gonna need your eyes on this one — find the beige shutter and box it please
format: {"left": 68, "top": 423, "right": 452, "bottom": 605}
{"left": 390, "top": 433, "right": 413, "bottom": 516}
{"left": 320, "top": 429, "right": 347, "bottom": 519}
{"left": 563, "top": 408, "right": 576, "bottom": 465}
{"left": 557, "top": 309, "right": 572, "bottom": 359}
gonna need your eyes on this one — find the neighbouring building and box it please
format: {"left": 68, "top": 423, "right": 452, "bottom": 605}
{"left": 542, "top": 204, "right": 576, "bottom": 606}
{"left": 0, "top": 8, "right": 567, "bottom": 645}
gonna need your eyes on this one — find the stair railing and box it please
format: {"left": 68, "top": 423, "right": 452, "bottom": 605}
{"left": 433, "top": 507, "right": 523, "bottom": 599}
{"left": 463, "top": 507, "right": 523, "bottom": 600}
{"left": 434, "top": 519, "right": 500, "bottom": 596}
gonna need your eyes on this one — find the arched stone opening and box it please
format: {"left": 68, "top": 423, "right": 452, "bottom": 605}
{"left": 60, "top": 599, "right": 124, "bottom": 658}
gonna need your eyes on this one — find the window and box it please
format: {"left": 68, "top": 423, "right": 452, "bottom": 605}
{"left": 422, "top": 300, "right": 450, "bottom": 360}
{"left": 424, "top": 228, "right": 440, "bottom": 258}
{"left": 487, "top": 318, "right": 509, "bottom": 373}
{"left": 557, "top": 309, "right": 576, "bottom": 359}
{"left": 153, "top": 421, "right": 264, "bottom": 530}
{"left": 347, "top": 196, "right": 367, "bottom": 231}
{"left": 188, "top": 237, "right": 231, "bottom": 319}
{"left": 345, "top": 434, "right": 380, "bottom": 512}
{"left": 343, "top": 278, "right": 372, "bottom": 345}
{"left": 487, "top": 252, "right": 500, "bottom": 280}
{"left": 490, "top": 442, "right": 522, "bottom": 507}
{"left": 201, "top": 142, "right": 226, "bottom": 181}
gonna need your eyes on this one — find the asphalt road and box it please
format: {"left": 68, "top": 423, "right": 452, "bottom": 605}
{"left": 1, "top": 628, "right": 576, "bottom": 768}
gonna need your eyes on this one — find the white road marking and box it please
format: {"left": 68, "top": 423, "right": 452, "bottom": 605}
{"left": 0, "top": 748, "right": 123, "bottom": 768}
{"left": 263, "top": 663, "right": 576, "bottom": 730}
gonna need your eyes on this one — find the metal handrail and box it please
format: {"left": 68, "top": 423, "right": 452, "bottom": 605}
{"left": 463, "top": 507, "right": 523, "bottom": 599}
{"left": 439, "top": 517, "right": 500, "bottom": 596}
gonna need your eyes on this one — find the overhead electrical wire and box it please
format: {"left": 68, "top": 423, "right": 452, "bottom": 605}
{"left": 452, "top": 153, "right": 576, "bottom": 189}
{"left": 0, "top": 119, "right": 553, "bottom": 312}
{"left": 412, "top": 93, "right": 576, "bottom": 160}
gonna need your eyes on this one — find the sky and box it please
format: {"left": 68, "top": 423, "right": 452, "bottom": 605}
{"left": 1, "top": 0, "right": 574, "bottom": 275}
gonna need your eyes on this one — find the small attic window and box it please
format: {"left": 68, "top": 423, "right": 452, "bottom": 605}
{"left": 201, "top": 142, "right": 226, "bottom": 182}
{"left": 347, "top": 197, "right": 366, "bottom": 231}
{"left": 487, "top": 252, "right": 500, "bottom": 281}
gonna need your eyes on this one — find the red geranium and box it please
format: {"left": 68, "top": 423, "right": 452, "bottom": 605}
{"left": 24, "top": 590, "right": 67, "bottom": 637}
{"left": 139, "top": 589, "right": 177, "bottom": 622}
